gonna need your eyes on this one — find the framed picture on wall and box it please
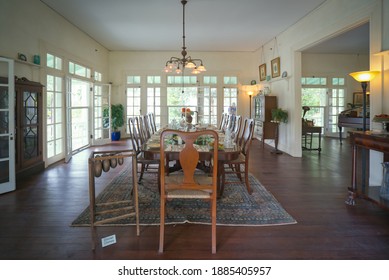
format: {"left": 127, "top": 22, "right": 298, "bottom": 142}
{"left": 271, "top": 57, "right": 280, "bottom": 78}
{"left": 259, "top": 63, "right": 267, "bottom": 81}
{"left": 353, "top": 92, "right": 369, "bottom": 106}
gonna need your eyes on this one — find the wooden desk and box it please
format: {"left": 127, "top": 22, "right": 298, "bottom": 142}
{"left": 347, "top": 131, "right": 389, "bottom": 207}
{"left": 302, "top": 126, "right": 322, "bottom": 153}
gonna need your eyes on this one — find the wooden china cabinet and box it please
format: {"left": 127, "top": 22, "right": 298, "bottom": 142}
{"left": 254, "top": 95, "right": 277, "bottom": 147}
{"left": 1, "top": 77, "right": 45, "bottom": 179}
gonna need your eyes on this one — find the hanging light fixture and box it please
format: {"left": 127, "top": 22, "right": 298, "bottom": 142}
{"left": 163, "top": 0, "right": 206, "bottom": 75}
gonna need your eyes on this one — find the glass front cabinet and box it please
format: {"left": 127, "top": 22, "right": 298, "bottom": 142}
{"left": 15, "top": 78, "right": 44, "bottom": 178}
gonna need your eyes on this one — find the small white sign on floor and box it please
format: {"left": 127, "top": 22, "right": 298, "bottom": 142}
{"left": 101, "top": 234, "right": 116, "bottom": 248}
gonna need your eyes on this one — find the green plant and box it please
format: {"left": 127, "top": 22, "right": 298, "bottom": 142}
{"left": 271, "top": 108, "right": 288, "bottom": 123}
{"left": 111, "top": 104, "right": 124, "bottom": 131}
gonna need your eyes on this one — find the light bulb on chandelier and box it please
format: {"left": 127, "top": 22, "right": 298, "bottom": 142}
{"left": 163, "top": 0, "right": 207, "bottom": 75}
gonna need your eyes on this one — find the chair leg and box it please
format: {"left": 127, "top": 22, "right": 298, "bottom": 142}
{"left": 158, "top": 195, "right": 165, "bottom": 253}
{"left": 245, "top": 168, "right": 252, "bottom": 194}
{"left": 235, "top": 164, "right": 242, "bottom": 181}
{"left": 139, "top": 163, "right": 145, "bottom": 182}
{"left": 211, "top": 197, "right": 217, "bottom": 254}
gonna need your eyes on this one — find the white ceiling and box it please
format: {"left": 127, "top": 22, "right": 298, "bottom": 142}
{"left": 40, "top": 0, "right": 368, "bottom": 54}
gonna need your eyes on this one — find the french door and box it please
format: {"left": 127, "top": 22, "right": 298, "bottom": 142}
{"left": 92, "top": 83, "right": 111, "bottom": 145}
{"left": 65, "top": 77, "right": 91, "bottom": 162}
{"left": 0, "top": 58, "right": 15, "bottom": 194}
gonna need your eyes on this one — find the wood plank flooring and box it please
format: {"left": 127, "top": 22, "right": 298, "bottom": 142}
{"left": 1, "top": 137, "right": 389, "bottom": 260}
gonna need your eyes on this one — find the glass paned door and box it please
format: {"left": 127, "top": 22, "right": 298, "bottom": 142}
{"left": 92, "top": 83, "right": 111, "bottom": 146}
{"left": 0, "top": 58, "right": 15, "bottom": 194}
{"left": 65, "top": 77, "right": 90, "bottom": 162}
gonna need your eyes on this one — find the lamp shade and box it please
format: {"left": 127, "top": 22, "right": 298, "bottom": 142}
{"left": 349, "top": 71, "right": 380, "bottom": 82}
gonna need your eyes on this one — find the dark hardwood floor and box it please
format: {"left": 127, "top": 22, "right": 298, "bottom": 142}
{"left": 1, "top": 137, "right": 389, "bottom": 260}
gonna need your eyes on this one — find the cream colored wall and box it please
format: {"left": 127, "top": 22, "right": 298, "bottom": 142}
{"left": 1, "top": 0, "right": 387, "bottom": 162}
{"left": 109, "top": 50, "right": 258, "bottom": 136}
{"left": 302, "top": 53, "right": 369, "bottom": 104}
{"left": 254, "top": 0, "right": 385, "bottom": 157}
{"left": 0, "top": 0, "right": 109, "bottom": 166}
{"left": 0, "top": 0, "right": 110, "bottom": 83}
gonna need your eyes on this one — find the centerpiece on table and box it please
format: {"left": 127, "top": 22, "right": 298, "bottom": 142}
{"left": 181, "top": 107, "right": 193, "bottom": 124}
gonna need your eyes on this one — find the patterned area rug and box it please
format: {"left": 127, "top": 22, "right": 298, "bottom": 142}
{"left": 71, "top": 167, "right": 296, "bottom": 227}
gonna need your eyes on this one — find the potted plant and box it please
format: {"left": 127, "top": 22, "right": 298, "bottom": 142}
{"left": 271, "top": 108, "right": 288, "bottom": 124}
{"left": 111, "top": 104, "right": 124, "bottom": 141}
{"left": 271, "top": 108, "right": 288, "bottom": 154}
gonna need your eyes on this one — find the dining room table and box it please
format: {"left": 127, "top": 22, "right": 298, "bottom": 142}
{"left": 141, "top": 124, "right": 241, "bottom": 197}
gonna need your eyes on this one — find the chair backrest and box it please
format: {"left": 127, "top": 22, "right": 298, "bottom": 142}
{"left": 128, "top": 117, "right": 142, "bottom": 153}
{"left": 232, "top": 115, "right": 242, "bottom": 143}
{"left": 218, "top": 113, "right": 226, "bottom": 130}
{"left": 240, "top": 118, "right": 255, "bottom": 156}
{"left": 138, "top": 115, "right": 151, "bottom": 141}
{"left": 159, "top": 129, "right": 218, "bottom": 190}
{"left": 227, "top": 114, "right": 236, "bottom": 131}
{"left": 148, "top": 112, "right": 157, "bottom": 133}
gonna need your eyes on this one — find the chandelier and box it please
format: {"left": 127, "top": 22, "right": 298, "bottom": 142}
{"left": 163, "top": 0, "right": 206, "bottom": 75}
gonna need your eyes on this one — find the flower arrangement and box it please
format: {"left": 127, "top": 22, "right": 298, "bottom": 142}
{"left": 181, "top": 107, "right": 193, "bottom": 123}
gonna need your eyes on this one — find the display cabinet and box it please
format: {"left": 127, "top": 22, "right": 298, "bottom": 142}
{"left": 0, "top": 77, "right": 45, "bottom": 179}
{"left": 254, "top": 95, "right": 277, "bottom": 147}
{"left": 15, "top": 78, "right": 44, "bottom": 177}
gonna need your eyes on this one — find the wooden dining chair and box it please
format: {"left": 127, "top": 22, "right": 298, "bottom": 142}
{"left": 218, "top": 113, "right": 227, "bottom": 130}
{"left": 223, "top": 118, "right": 255, "bottom": 194}
{"left": 159, "top": 129, "right": 219, "bottom": 254}
{"left": 139, "top": 114, "right": 151, "bottom": 141}
{"left": 148, "top": 112, "right": 157, "bottom": 134}
{"left": 129, "top": 117, "right": 159, "bottom": 182}
{"left": 232, "top": 115, "right": 242, "bottom": 143}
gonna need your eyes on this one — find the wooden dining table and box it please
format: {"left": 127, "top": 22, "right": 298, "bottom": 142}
{"left": 141, "top": 126, "right": 241, "bottom": 197}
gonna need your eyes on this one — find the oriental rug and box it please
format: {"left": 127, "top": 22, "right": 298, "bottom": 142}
{"left": 71, "top": 167, "right": 296, "bottom": 227}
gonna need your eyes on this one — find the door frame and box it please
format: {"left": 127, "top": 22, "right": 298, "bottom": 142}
{"left": 0, "top": 57, "right": 15, "bottom": 194}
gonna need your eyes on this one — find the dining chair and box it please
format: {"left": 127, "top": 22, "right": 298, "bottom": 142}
{"left": 148, "top": 112, "right": 157, "bottom": 134}
{"left": 139, "top": 114, "right": 152, "bottom": 141}
{"left": 129, "top": 116, "right": 159, "bottom": 182}
{"left": 232, "top": 115, "right": 242, "bottom": 143}
{"left": 159, "top": 129, "right": 219, "bottom": 254}
{"left": 218, "top": 113, "right": 227, "bottom": 130}
{"left": 223, "top": 118, "right": 255, "bottom": 194}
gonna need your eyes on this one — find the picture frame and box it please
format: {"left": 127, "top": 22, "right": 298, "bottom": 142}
{"left": 271, "top": 57, "right": 281, "bottom": 78}
{"left": 259, "top": 63, "right": 267, "bottom": 81}
{"left": 353, "top": 92, "right": 369, "bottom": 106}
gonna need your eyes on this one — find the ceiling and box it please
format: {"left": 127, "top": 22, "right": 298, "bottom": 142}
{"left": 40, "top": 0, "right": 368, "bottom": 54}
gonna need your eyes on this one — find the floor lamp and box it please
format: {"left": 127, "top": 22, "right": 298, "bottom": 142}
{"left": 349, "top": 70, "right": 379, "bottom": 192}
{"left": 349, "top": 71, "right": 379, "bottom": 131}
{"left": 247, "top": 90, "right": 253, "bottom": 118}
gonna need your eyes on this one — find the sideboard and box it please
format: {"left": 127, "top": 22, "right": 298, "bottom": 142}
{"left": 347, "top": 131, "right": 389, "bottom": 208}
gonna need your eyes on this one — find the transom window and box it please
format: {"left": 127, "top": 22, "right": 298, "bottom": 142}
{"left": 46, "top": 53, "right": 62, "bottom": 70}
{"left": 69, "top": 61, "right": 91, "bottom": 78}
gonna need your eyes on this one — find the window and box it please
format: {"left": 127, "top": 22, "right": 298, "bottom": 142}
{"left": 302, "top": 76, "right": 346, "bottom": 136}
{"left": 46, "top": 74, "right": 63, "bottom": 159}
{"left": 223, "top": 76, "right": 238, "bottom": 85}
{"left": 200, "top": 76, "right": 217, "bottom": 125}
{"left": 69, "top": 61, "right": 91, "bottom": 78}
{"left": 167, "top": 75, "right": 198, "bottom": 123}
{"left": 94, "top": 71, "right": 102, "bottom": 82}
{"left": 46, "top": 53, "right": 62, "bottom": 70}
{"left": 147, "top": 76, "right": 161, "bottom": 128}
{"left": 126, "top": 76, "right": 142, "bottom": 131}
{"left": 223, "top": 76, "right": 238, "bottom": 115}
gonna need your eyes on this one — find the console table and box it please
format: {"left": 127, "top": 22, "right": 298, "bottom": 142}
{"left": 346, "top": 131, "right": 389, "bottom": 207}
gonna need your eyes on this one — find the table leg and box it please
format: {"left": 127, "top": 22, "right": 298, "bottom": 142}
{"left": 346, "top": 143, "right": 357, "bottom": 205}
{"left": 217, "top": 160, "right": 225, "bottom": 198}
